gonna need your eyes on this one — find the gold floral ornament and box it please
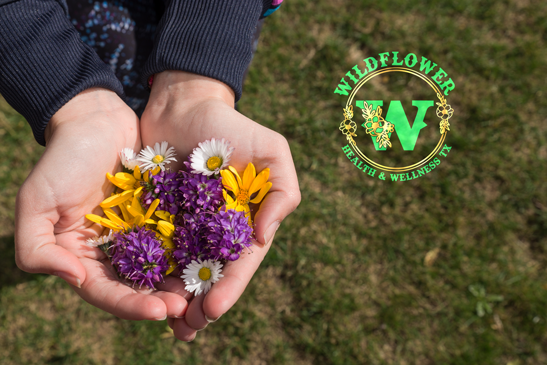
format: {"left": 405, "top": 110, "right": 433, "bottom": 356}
{"left": 339, "top": 105, "right": 357, "bottom": 143}
{"left": 220, "top": 163, "right": 272, "bottom": 225}
{"left": 361, "top": 101, "right": 394, "bottom": 149}
{"left": 436, "top": 94, "right": 454, "bottom": 134}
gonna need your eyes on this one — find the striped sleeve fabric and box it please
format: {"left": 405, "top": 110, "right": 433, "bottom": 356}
{"left": 142, "top": 0, "right": 284, "bottom": 102}
{"left": 0, "top": 0, "right": 124, "bottom": 145}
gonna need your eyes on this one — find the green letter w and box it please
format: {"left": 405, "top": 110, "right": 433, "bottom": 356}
{"left": 356, "top": 100, "right": 434, "bottom": 151}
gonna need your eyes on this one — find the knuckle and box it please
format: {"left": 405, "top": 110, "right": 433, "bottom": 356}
{"left": 14, "top": 251, "right": 32, "bottom": 273}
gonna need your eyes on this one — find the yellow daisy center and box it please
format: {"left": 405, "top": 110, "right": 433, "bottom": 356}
{"left": 237, "top": 189, "right": 250, "bottom": 205}
{"left": 152, "top": 154, "right": 165, "bottom": 164}
{"left": 207, "top": 156, "right": 222, "bottom": 170}
{"left": 198, "top": 267, "right": 211, "bottom": 281}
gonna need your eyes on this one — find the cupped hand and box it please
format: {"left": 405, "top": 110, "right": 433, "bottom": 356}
{"left": 15, "top": 88, "right": 188, "bottom": 320}
{"left": 140, "top": 71, "right": 301, "bottom": 341}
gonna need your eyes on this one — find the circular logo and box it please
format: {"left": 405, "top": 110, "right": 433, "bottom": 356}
{"left": 335, "top": 52, "right": 455, "bottom": 182}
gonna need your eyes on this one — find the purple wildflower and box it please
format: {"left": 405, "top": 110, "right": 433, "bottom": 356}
{"left": 208, "top": 209, "right": 253, "bottom": 261}
{"left": 141, "top": 170, "right": 181, "bottom": 215}
{"left": 178, "top": 162, "right": 224, "bottom": 214}
{"left": 172, "top": 212, "right": 216, "bottom": 269}
{"left": 110, "top": 226, "right": 169, "bottom": 289}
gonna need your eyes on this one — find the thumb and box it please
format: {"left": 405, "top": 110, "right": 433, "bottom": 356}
{"left": 253, "top": 188, "right": 301, "bottom": 247}
{"left": 15, "top": 187, "right": 86, "bottom": 288}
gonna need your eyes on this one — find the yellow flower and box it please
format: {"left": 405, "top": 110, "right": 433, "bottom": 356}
{"left": 85, "top": 165, "right": 163, "bottom": 231}
{"left": 220, "top": 163, "right": 272, "bottom": 222}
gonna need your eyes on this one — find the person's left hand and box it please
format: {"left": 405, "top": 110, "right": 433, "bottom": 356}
{"left": 140, "top": 71, "right": 301, "bottom": 342}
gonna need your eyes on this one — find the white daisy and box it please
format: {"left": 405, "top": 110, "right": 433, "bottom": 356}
{"left": 182, "top": 259, "right": 224, "bottom": 295}
{"left": 86, "top": 230, "right": 115, "bottom": 248}
{"left": 137, "top": 141, "right": 177, "bottom": 172}
{"left": 189, "top": 138, "right": 234, "bottom": 176}
{"left": 120, "top": 148, "right": 139, "bottom": 170}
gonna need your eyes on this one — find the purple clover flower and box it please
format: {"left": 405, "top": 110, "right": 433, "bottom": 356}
{"left": 172, "top": 212, "right": 216, "bottom": 269}
{"left": 110, "top": 226, "right": 169, "bottom": 289}
{"left": 141, "top": 170, "right": 181, "bottom": 215}
{"left": 208, "top": 209, "right": 253, "bottom": 261}
{"left": 178, "top": 161, "right": 223, "bottom": 214}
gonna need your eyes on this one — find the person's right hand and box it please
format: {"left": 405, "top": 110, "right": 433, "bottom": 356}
{"left": 14, "top": 88, "right": 188, "bottom": 320}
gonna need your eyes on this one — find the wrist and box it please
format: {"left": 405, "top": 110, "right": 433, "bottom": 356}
{"left": 148, "top": 71, "right": 236, "bottom": 110}
{"left": 45, "top": 88, "right": 137, "bottom": 146}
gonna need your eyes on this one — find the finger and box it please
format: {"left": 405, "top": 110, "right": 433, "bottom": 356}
{"left": 150, "top": 291, "right": 188, "bottom": 319}
{"left": 172, "top": 318, "right": 198, "bottom": 342}
{"left": 155, "top": 275, "right": 194, "bottom": 301}
{"left": 185, "top": 293, "right": 208, "bottom": 330}
{"left": 167, "top": 317, "right": 176, "bottom": 329}
{"left": 75, "top": 257, "right": 167, "bottom": 320}
{"left": 202, "top": 240, "right": 269, "bottom": 319}
{"left": 252, "top": 142, "right": 301, "bottom": 246}
{"left": 15, "top": 186, "right": 86, "bottom": 287}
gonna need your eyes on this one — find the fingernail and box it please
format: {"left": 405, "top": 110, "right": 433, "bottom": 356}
{"left": 196, "top": 324, "right": 208, "bottom": 331}
{"left": 170, "top": 315, "right": 185, "bottom": 319}
{"left": 264, "top": 221, "right": 281, "bottom": 246}
{"left": 205, "top": 314, "right": 221, "bottom": 323}
{"left": 187, "top": 333, "right": 197, "bottom": 342}
{"left": 53, "top": 272, "right": 81, "bottom": 288}
{"left": 154, "top": 315, "right": 167, "bottom": 321}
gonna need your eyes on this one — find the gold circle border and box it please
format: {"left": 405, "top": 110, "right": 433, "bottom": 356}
{"left": 345, "top": 67, "right": 447, "bottom": 173}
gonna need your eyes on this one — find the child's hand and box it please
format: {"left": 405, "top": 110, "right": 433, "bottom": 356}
{"left": 15, "top": 88, "right": 188, "bottom": 320}
{"left": 141, "top": 71, "right": 301, "bottom": 341}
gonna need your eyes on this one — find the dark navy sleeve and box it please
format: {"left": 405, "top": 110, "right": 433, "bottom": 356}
{"left": 142, "top": 0, "right": 274, "bottom": 102}
{"left": 0, "top": 0, "right": 125, "bottom": 145}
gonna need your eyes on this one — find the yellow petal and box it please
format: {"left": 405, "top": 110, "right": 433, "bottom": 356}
{"left": 157, "top": 220, "right": 175, "bottom": 238}
{"left": 220, "top": 169, "right": 239, "bottom": 195}
{"left": 134, "top": 214, "right": 144, "bottom": 227}
{"left": 225, "top": 201, "right": 238, "bottom": 210}
{"left": 134, "top": 186, "right": 143, "bottom": 198}
{"left": 127, "top": 196, "right": 144, "bottom": 217}
{"left": 103, "top": 209, "right": 130, "bottom": 230}
{"left": 249, "top": 168, "right": 270, "bottom": 195}
{"left": 151, "top": 166, "right": 161, "bottom": 175}
{"left": 223, "top": 189, "right": 236, "bottom": 204}
{"left": 159, "top": 235, "right": 175, "bottom": 250}
{"left": 100, "top": 190, "right": 134, "bottom": 208}
{"left": 101, "top": 218, "right": 121, "bottom": 230}
{"left": 250, "top": 181, "right": 272, "bottom": 204}
{"left": 228, "top": 166, "right": 243, "bottom": 188}
{"left": 155, "top": 210, "right": 171, "bottom": 221}
{"left": 144, "top": 199, "right": 160, "bottom": 221}
{"left": 106, "top": 173, "right": 133, "bottom": 190}
{"left": 133, "top": 165, "right": 141, "bottom": 180}
{"left": 115, "top": 172, "right": 136, "bottom": 184}
{"left": 86, "top": 214, "right": 104, "bottom": 225}
{"left": 144, "top": 170, "right": 150, "bottom": 183}
{"left": 119, "top": 202, "right": 131, "bottom": 222}
{"left": 242, "top": 163, "right": 256, "bottom": 190}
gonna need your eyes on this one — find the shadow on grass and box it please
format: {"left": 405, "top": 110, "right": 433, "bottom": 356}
{"left": 0, "top": 235, "right": 44, "bottom": 289}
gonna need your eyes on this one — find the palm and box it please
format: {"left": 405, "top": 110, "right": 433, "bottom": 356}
{"left": 141, "top": 97, "right": 300, "bottom": 339}
{"left": 15, "top": 90, "right": 188, "bottom": 320}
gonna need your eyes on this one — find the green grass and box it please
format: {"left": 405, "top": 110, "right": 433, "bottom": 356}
{"left": 1, "top": 0, "right": 547, "bottom": 363}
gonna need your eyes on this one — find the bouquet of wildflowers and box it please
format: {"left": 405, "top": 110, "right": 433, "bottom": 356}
{"left": 85, "top": 139, "right": 271, "bottom": 295}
